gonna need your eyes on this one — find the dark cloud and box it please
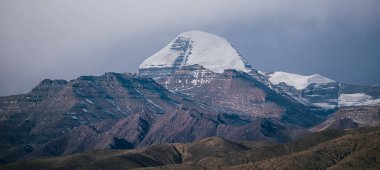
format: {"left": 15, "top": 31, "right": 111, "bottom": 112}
{"left": 1, "top": 0, "right": 379, "bottom": 95}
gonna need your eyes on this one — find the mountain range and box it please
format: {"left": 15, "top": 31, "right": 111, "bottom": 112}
{"left": 0, "top": 30, "right": 379, "bottom": 169}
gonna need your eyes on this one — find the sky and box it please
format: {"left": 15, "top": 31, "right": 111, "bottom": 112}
{"left": 1, "top": 0, "right": 380, "bottom": 96}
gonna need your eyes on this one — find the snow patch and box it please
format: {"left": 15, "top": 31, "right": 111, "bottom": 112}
{"left": 146, "top": 99, "right": 166, "bottom": 111}
{"left": 268, "top": 71, "right": 334, "bottom": 90}
{"left": 257, "top": 70, "right": 266, "bottom": 75}
{"left": 313, "top": 102, "right": 336, "bottom": 109}
{"left": 85, "top": 98, "right": 94, "bottom": 104}
{"left": 338, "top": 93, "right": 380, "bottom": 107}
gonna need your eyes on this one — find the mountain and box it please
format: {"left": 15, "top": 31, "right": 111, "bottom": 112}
{"left": 138, "top": 31, "right": 330, "bottom": 127}
{"left": 138, "top": 30, "right": 251, "bottom": 77}
{"left": 261, "top": 71, "right": 380, "bottom": 131}
{"left": 2, "top": 126, "right": 379, "bottom": 170}
{"left": 262, "top": 71, "right": 380, "bottom": 109}
{"left": 0, "top": 72, "right": 306, "bottom": 164}
{"left": 0, "top": 31, "right": 326, "bottom": 163}
{"left": 0, "top": 30, "right": 379, "bottom": 166}
{"left": 0, "top": 73, "right": 185, "bottom": 163}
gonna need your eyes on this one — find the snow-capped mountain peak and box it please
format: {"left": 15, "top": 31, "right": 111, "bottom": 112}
{"left": 268, "top": 71, "right": 335, "bottom": 90}
{"left": 139, "top": 30, "right": 250, "bottom": 74}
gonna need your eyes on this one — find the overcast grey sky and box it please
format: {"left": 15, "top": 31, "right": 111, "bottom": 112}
{"left": 1, "top": 0, "right": 379, "bottom": 96}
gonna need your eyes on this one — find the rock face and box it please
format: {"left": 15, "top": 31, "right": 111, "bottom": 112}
{"left": 158, "top": 65, "right": 281, "bottom": 118}
{"left": 155, "top": 65, "right": 329, "bottom": 127}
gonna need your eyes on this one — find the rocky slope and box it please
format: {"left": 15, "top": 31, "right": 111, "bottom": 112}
{"left": 310, "top": 106, "right": 380, "bottom": 131}
{"left": 155, "top": 65, "right": 330, "bottom": 127}
{"left": 0, "top": 72, "right": 184, "bottom": 163}
{"left": 21, "top": 101, "right": 304, "bottom": 162}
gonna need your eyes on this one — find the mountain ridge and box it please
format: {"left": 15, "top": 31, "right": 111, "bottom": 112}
{"left": 1, "top": 126, "right": 379, "bottom": 170}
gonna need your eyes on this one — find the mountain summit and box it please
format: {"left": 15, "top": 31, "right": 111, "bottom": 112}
{"left": 139, "top": 31, "right": 251, "bottom": 77}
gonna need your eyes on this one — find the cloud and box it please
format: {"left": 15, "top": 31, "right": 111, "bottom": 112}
{"left": 0, "top": 0, "right": 379, "bottom": 95}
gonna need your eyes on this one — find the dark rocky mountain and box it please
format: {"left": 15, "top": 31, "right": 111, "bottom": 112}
{"left": 0, "top": 72, "right": 184, "bottom": 163}
{"left": 28, "top": 106, "right": 301, "bottom": 160}
{"left": 2, "top": 126, "right": 379, "bottom": 170}
{"left": 0, "top": 71, "right": 309, "bottom": 164}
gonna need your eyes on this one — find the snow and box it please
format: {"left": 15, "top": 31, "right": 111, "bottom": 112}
{"left": 313, "top": 102, "right": 336, "bottom": 109}
{"left": 338, "top": 93, "right": 380, "bottom": 107}
{"left": 257, "top": 70, "right": 266, "bottom": 75}
{"left": 85, "top": 98, "right": 94, "bottom": 104}
{"left": 268, "top": 71, "right": 334, "bottom": 90}
{"left": 146, "top": 99, "right": 165, "bottom": 111}
{"left": 139, "top": 30, "right": 250, "bottom": 73}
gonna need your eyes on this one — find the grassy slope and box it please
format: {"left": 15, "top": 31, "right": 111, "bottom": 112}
{"left": 1, "top": 127, "right": 379, "bottom": 170}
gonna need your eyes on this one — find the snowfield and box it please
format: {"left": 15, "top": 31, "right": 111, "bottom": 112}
{"left": 338, "top": 93, "right": 380, "bottom": 107}
{"left": 268, "top": 71, "right": 335, "bottom": 90}
{"left": 139, "top": 30, "right": 250, "bottom": 73}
